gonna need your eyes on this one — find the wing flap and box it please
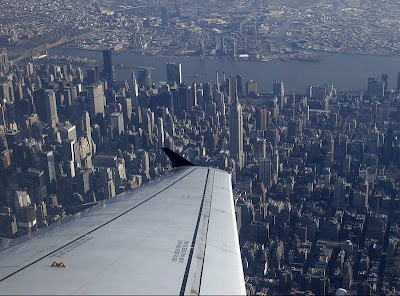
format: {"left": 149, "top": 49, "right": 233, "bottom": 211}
{"left": 199, "top": 171, "right": 246, "bottom": 295}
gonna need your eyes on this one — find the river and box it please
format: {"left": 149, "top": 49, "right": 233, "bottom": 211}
{"left": 48, "top": 47, "right": 400, "bottom": 94}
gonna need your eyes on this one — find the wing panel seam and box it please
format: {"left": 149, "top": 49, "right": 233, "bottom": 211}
{"left": 197, "top": 170, "right": 215, "bottom": 295}
{"left": 179, "top": 168, "right": 210, "bottom": 295}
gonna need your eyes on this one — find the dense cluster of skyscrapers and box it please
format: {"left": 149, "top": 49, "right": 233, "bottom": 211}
{"left": 1, "top": 47, "right": 400, "bottom": 295}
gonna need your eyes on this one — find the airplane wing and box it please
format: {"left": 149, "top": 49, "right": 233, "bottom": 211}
{"left": 0, "top": 165, "right": 246, "bottom": 295}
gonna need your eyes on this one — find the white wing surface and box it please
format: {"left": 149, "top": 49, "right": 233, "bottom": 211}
{"left": 0, "top": 166, "right": 245, "bottom": 295}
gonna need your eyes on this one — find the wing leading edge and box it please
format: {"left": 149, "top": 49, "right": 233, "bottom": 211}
{"left": 0, "top": 166, "right": 245, "bottom": 295}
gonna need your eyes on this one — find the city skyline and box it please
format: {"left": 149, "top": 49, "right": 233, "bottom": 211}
{"left": 1, "top": 47, "right": 400, "bottom": 294}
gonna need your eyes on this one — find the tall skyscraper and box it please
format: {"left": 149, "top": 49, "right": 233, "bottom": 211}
{"left": 177, "top": 83, "right": 190, "bottom": 114}
{"left": 0, "top": 48, "right": 9, "bottom": 74}
{"left": 384, "top": 124, "right": 394, "bottom": 164}
{"left": 80, "top": 111, "right": 92, "bottom": 155}
{"left": 229, "top": 101, "right": 244, "bottom": 169}
{"left": 25, "top": 63, "right": 34, "bottom": 76}
{"left": 60, "top": 124, "right": 77, "bottom": 141}
{"left": 333, "top": 178, "right": 346, "bottom": 208}
{"left": 308, "top": 85, "right": 327, "bottom": 99}
{"left": 256, "top": 109, "right": 269, "bottom": 131}
{"left": 397, "top": 72, "right": 400, "bottom": 90}
{"left": 141, "top": 150, "right": 150, "bottom": 178}
{"left": 246, "top": 80, "right": 258, "bottom": 95}
{"left": 89, "top": 82, "right": 105, "bottom": 116}
{"left": 166, "top": 63, "right": 182, "bottom": 84}
{"left": 44, "top": 90, "right": 58, "bottom": 125}
{"left": 62, "top": 88, "right": 72, "bottom": 107}
{"left": 0, "top": 78, "right": 14, "bottom": 102}
{"left": 87, "top": 68, "right": 99, "bottom": 85}
{"left": 131, "top": 71, "right": 139, "bottom": 98}
{"left": 202, "top": 82, "right": 213, "bottom": 102}
{"left": 367, "top": 77, "right": 384, "bottom": 97}
{"left": 254, "top": 138, "right": 266, "bottom": 160}
{"left": 219, "top": 37, "right": 226, "bottom": 54}
{"left": 287, "top": 120, "right": 297, "bottom": 138}
{"left": 120, "top": 97, "right": 132, "bottom": 127}
{"left": 138, "top": 69, "right": 152, "bottom": 89}
{"left": 382, "top": 73, "right": 388, "bottom": 93}
{"left": 236, "top": 74, "right": 243, "bottom": 95}
{"left": 190, "top": 82, "right": 197, "bottom": 109}
{"left": 158, "top": 117, "right": 165, "bottom": 147}
{"left": 62, "top": 139, "right": 78, "bottom": 178}
{"left": 272, "top": 148, "right": 279, "bottom": 177}
{"left": 26, "top": 168, "right": 47, "bottom": 203}
{"left": 103, "top": 50, "right": 114, "bottom": 87}
{"left": 38, "top": 151, "right": 57, "bottom": 194}
{"left": 259, "top": 158, "right": 272, "bottom": 188}
{"left": 110, "top": 112, "right": 124, "bottom": 137}
{"left": 225, "top": 76, "right": 237, "bottom": 103}
{"left": 158, "top": 87, "right": 174, "bottom": 114}
{"left": 273, "top": 80, "right": 285, "bottom": 97}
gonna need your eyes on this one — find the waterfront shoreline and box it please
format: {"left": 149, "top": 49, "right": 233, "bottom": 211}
{"left": 46, "top": 46, "right": 400, "bottom": 93}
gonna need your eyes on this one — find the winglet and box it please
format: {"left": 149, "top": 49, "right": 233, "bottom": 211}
{"left": 162, "top": 147, "right": 195, "bottom": 168}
